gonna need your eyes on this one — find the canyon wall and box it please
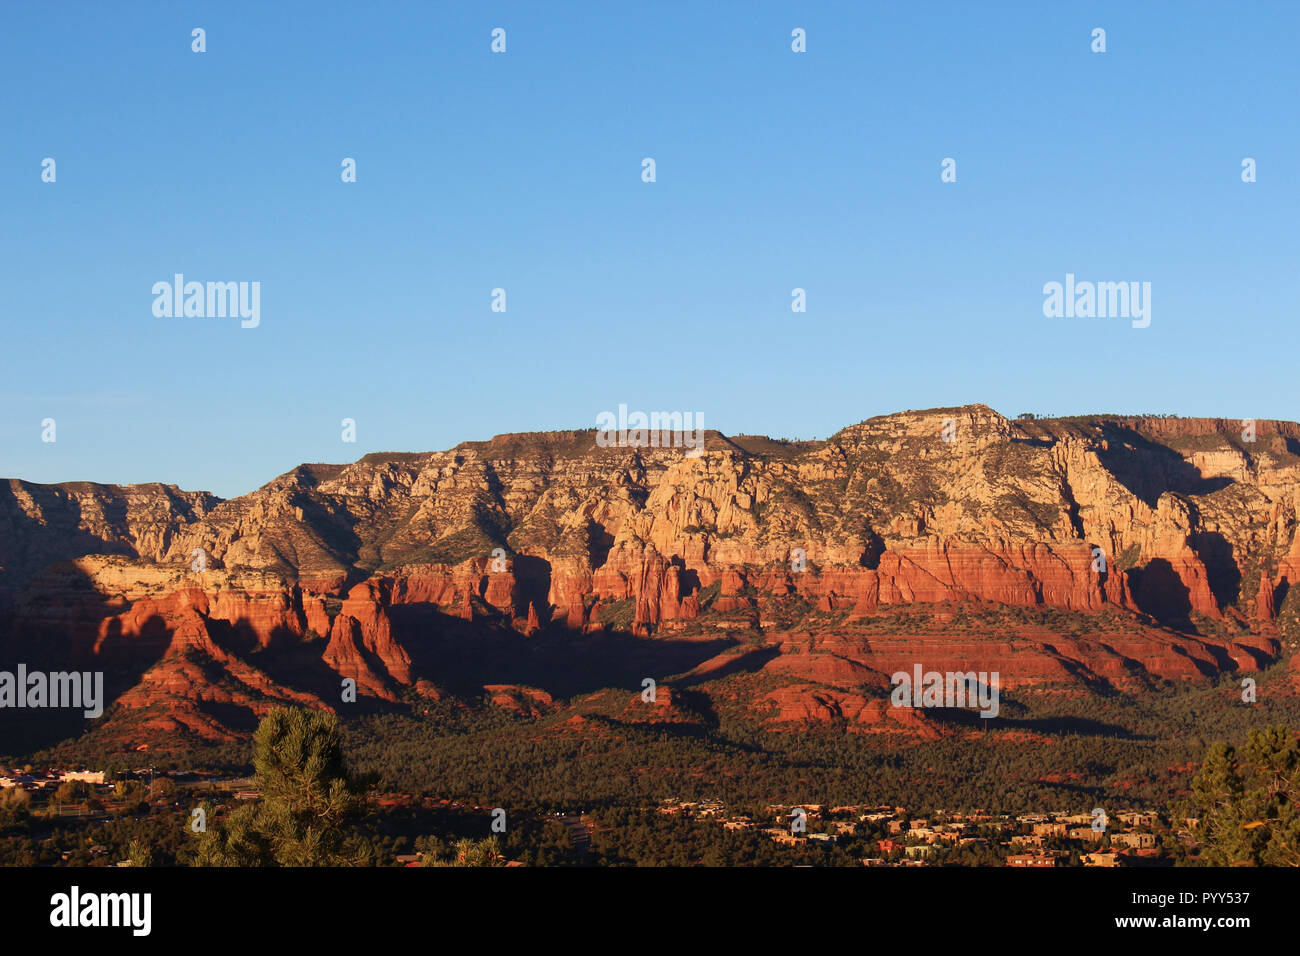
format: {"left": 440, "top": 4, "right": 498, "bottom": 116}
{"left": 3, "top": 406, "right": 1298, "bottom": 744}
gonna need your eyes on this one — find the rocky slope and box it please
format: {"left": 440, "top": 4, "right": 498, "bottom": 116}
{"left": 3, "top": 405, "right": 1299, "bottom": 751}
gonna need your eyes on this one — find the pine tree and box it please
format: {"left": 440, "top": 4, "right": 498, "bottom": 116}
{"left": 196, "top": 708, "right": 375, "bottom": 866}
{"left": 1186, "top": 724, "right": 1300, "bottom": 866}
{"left": 425, "top": 835, "right": 505, "bottom": 867}
{"left": 126, "top": 838, "right": 154, "bottom": 867}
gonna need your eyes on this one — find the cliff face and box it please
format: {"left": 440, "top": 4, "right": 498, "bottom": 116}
{"left": 3, "top": 406, "right": 1299, "bottom": 748}
{"left": 0, "top": 479, "right": 219, "bottom": 586}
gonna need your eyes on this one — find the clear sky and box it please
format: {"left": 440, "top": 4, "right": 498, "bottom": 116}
{"left": 2, "top": 1, "right": 1296, "bottom": 499}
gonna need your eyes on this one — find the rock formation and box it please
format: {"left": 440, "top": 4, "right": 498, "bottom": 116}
{"left": 3, "top": 406, "right": 1299, "bottom": 747}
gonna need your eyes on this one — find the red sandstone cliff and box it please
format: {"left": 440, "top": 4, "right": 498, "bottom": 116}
{"left": 3, "top": 406, "right": 1299, "bottom": 745}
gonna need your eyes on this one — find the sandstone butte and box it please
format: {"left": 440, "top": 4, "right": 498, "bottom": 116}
{"left": 2, "top": 404, "right": 1298, "bottom": 747}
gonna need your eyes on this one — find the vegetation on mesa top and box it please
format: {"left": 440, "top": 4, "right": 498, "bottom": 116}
{"left": 350, "top": 410, "right": 1300, "bottom": 469}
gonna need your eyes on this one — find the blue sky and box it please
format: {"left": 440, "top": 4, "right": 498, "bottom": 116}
{"left": 2, "top": 1, "right": 1296, "bottom": 499}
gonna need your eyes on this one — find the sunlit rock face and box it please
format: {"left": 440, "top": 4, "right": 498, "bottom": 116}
{"left": 3, "top": 407, "right": 1299, "bottom": 744}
